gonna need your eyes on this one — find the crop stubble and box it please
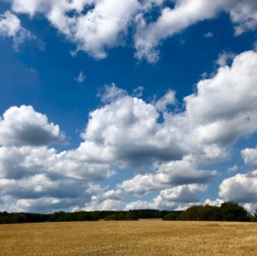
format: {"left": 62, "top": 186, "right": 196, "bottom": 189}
{"left": 0, "top": 219, "right": 257, "bottom": 255}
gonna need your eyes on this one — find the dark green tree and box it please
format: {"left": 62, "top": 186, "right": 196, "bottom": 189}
{"left": 220, "top": 202, "right": 250, "bottom": 222}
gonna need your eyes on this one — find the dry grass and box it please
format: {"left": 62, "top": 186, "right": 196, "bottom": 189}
{"left": 0, "top": 220, "right": 257, "bottom": 255}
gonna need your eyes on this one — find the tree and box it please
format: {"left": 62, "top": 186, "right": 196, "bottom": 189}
{"left": 220, "top": 202, "right": 250, "bottom": 222}
{"left": 177, "top": 206, "right": 203, "bottom": 221}
{"left": 163, "top": 211, "right": 183, "bottom": 221}
{"left": 251, "top": 209, "right": 257, "bottom": 222}
{"left": 197, "top": 205, "right": 222, "bottom": 221}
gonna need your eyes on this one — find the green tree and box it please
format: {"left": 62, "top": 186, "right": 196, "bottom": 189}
{"left": 163, "top": 211, "right": 183, "bottom": 221}
{"left": 220, "top": 202, "right": 250, "bottom": 222}
{"left": 251, "top": 209, "right": 257, "bottom": 222}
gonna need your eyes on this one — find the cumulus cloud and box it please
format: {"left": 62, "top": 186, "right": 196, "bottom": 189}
{"left": 241, "top": 147, "right": 257, "bottom": 166}
{"left": 2, "top": 49, "right": 257, "bottom": 212}
{"left": 185, "top": 51, "right": 257, "bottom": 147}
{"left": 0, "top": 105, "right": 116, "bottom": 212}
{"left": 15, "top": 197, "right": 78, "bottom": 213}
{"left": 119, "top": 156, "right": 216, "bottom": 196}
{"left": 9, "top": 0, "right": 139, "bottom": 58}
{"left": 125, "top": 184, "right": 205, "bottom": 210}
{"left": 0, "top": 105, "right": 65, "bottom": 146}
{"left": 70, "top": 0, "right": 139, "bottom": 58}
{"left": 219, "top": 171, "right": 257, "bottom": 205}
{"left": 0, "top": 144, "right": 115, "bottom": 212}
{"left": 81, "top": 86, "right": 185, "bottom": 166}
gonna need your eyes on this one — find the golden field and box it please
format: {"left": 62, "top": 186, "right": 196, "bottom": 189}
{"left": 0, "top": 219, "right": 257, "bottom": 255}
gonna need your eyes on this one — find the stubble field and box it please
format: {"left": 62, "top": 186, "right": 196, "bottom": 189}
{"left": 0, "top": 219, "right": 257, "bottom": 255}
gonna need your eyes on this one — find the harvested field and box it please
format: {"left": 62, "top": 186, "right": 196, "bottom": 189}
{"left": 0, "top": 219, "right": 257, "bottom": 255}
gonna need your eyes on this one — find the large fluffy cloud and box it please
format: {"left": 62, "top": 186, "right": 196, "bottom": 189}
{"left": 125, "top": 184, "right": 205, "bottom": 210}
{"left": 185, "top": 50, "right": 257, "bottom": 147}
{"left": 0, "top": 105, "right": 65, "bottom": 146}
{"left": 118, "top": 156, "right": 216, "bottom": 196}
{"left": 8, "top": 0, "right": 139, "bottom": 58}
{"left": 219, "top": 170, "right": 257, "bottom": 212}
{"left": 81, "top": 87, "right": 185, "bottom": 166}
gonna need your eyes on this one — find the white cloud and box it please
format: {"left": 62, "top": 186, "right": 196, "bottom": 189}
{"left": 2, "top": 49, "right": 257, "bottom": 212}
{"left": 5, "top": 0, "right": 257, "bottom": 61}
{"left": 204, "top": 198, "right": 223, "bottom": 207}
{"left": 74, "top": 71, "right": 86, "bottom": 83}
{"left": 134, "top": 0, "right": 226, "bottom": 62}
{"left": 230, "top": 1, "right": 257, "bottom": 35}
{"left": 215, "top": 51, "right": 235, "bottom": 67}
{"left": 185, "top": 51, "right": 257, "bottom": 147}
{"left": 8, "top": 0, "right": 139, "bottom": 58}
{"left": 0, "top": 105, "right": 65, "bottom": 146}
{"left": 98, "top": 83, "right": 127, "bottom": 104}
{"left": 80, "top": 187, "right": 125, "bottom": 211}
{"left": 0, "top": 11, "right": 36, "bottom": 50}
{"left": 134, "top": 0, "right": 257, "bottom": 62}
{"left": 0, "top": 11, "right": 21, "bottom": 37}
{"left": 70, "top": 0, "right": 139, "bottom": 58}
{"left": 84, "top": 198, "right": 125, "bottom": 211}
{"left": 81, "top": 86, "right": 185, "bottom": 166}
{"left": 125, "top": 184, "right": 205, "bottom": 210}
{"left": 241, "top": 147, "right": 257, "bottom": 166}
{"left": 155, "top": 90, "right": 176, "bottom": 112}
{"left": 15, "top": 197, "right": 77, "bottom": 213}
{"left": 219, "top": 170, "right": 257, "bottom": 205}
{"left": 227, "top": 165, "right": 239, "bottom": 174}
{"left": 0, "top": 146, "right": 56, "bottom": 179}
{"left": 0, "top": 174, "right": 83, "bottom": 199}
{"left": 204, "top": 31, "right": 213, "bottom": 38}
{"left": 119, "top": 156, "right": 216, "bottom": 196}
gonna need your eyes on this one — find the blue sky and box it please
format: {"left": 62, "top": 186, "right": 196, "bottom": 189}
{"left": 1, "top": 0, "right": 257, "bottom": 213}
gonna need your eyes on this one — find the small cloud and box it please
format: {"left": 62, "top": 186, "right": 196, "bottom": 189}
{"left": 0, "top": 11, "right": 44, "bottom": 51}
{"left": 132, "top": 86, "right": 144, "bottom": 97}
{"left": 215, "top": 51, "right": 235, "bottom": 67}
{"left": 155, "top": 90, "right": 176, "bottom": 112}
{"left": 98, "top": 83, "right": 127, "bottom": 103}
{"left": 200, "top": 72, "right": 209, "bottom": 79}
{"left": 204, "top": 32, "right": 213, "bottom": 38}
{"left": 74, "top": 71, "right": 86, "bottom": 83}
{"left": 227, "top": 165, "right": 238, "bottom": 174}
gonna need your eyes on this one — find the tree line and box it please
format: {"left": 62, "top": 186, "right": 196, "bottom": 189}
{"left": 163, "top": 202, "right": 253, "bottom": 221}
{"left": 1, "top": 202, "right": 257, "bottom": 224}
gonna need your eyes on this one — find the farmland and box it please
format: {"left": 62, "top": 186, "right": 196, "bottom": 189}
{"left": 0, "top": 220, "right": 257, "bottom": 255}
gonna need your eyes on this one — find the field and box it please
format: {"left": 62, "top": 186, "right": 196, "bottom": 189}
{"left": 0, "top": 220, "right": 257, "bottom": 255}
